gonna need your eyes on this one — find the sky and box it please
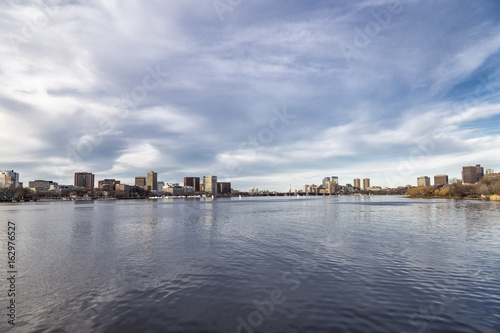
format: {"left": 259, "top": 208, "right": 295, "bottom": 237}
{"left": 1, "top": 0, "right": 500, "bottom": 191}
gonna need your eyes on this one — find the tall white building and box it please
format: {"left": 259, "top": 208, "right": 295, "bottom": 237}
{"left": 0, "top": 170, "right": 19, "bottom": 188}
{"left": 322, "top": 177, "right": 331, "bottom": 188}
{"left": 417, "top": 176, "right": 431, "bottom": 187}
{"left": 203, "top": 176, "right": 217, "bottom": 194}
{"left": 486, "top": 169, "right": 494, "bottom": 175}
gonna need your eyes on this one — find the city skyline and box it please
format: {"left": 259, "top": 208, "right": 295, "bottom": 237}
{"left": 1, "top": 1, "right": 500, "bottom": 191}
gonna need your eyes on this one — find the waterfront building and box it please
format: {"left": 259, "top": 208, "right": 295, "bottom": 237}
{"left": 353, "top": 178, "right": 361, "bottom": 188}
{"left": 417, "top": 176, "right": 431, "bottom": 187}
{"left": 302, "top": 184, "right": 309, "bottom": 193}
{"left": 135, "top": 177, "right": 146, "bottom": 187}
{"left": 324, "top": 181, "right": 336, "bottom": 194}
{"left": 363, "top": 178, "right": 370, "bottom": 190}
{"left": 0, "top": 170, "right": 19, "bottom": 188}
{"left": 28, "top": 180, "right": 58, "bottom": 192}
{"left": 203, "top": 176, "right": 217, "bottom": 194}
{"left": 322, "top": 177, "right": 331, "bottom": 188}
{"left": 462, "top": 164, "right": 484, "bottom": 184}
{"left": 98, "top": 179, "right": 121, "bottom": 190}
{"left": 217, "top": 182, "right": 231, "bottom": 194}
{"left": 115, "top": 184, "right": 130, "bottom": 197}
{"left": 147, "top": 171, "right": 158, "bottom": 191}
{"left": 164, "top": 186, "right": 185, "bottom": 196}
{"left": 331, "top": 176, "right": 339, "bottom": 185}
{"left": 434, "top": 175, "right": 448, "bottom": 186}
{"left": 74, "top": 172, "right": 94, "bottom": 189}
{"left": 184, "top": 177, "right": 200, "bottom": 191}
{"left": 157, "top": 181, "right": 165, "bottom": 190}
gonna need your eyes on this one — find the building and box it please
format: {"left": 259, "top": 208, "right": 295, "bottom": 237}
{"left": 0, "top": 170, "right": 19, "bottom": 188}
{"left": 164, "top": 185, "right": 185, "bottom": 196}
{"left": 157, "top": 181, "right": 165, "bottom": 190}
{"left": 203, "top": 175, "right": 217, "bottom": 194}
{"left": 302, "top": 184, "right": 309, "bottom": 193}
{"left": 115, "top": 184, "right": 130, "bottom": 197}
{"left": 363, "top": 178, "right": 370, "bottom": 190}
{"left": 217, "top": 182, "right": 231, "bottom": 194}
{"left": 184, "top": 177, "right": 201, "bottom": 191}
{"left": 486, "top": 169, "right": 494, "bottom": 175}
{"left": 322, "top": 177, "right": 331, "bottom": 188}
{"left": 417, "top": 176, "right": 431, "bottom": 187}
{"left": 74, "top": 172, "right": 94, "bottom": 189}
{"left": 324, "top": 181, "right": 337, "bottom": 194}
{"left": 98, "top": 179, "right": 120, "bottom": 190}
{"left": 28, "top": 180, "right": 58, "bottom": 192}
{"left": 434, "top": 175, "right": 448, "bottom": 186}
{"left": 331, "top": 176, "right": 339, "bottom": 185}
{"left": 353, "top": 178, "right": 361, "bottom": 188}
{"left": 462, "top": 164, "right": 484, "bottom": 184}
{"left": 147, "top": 171, "right": 158, "bottom": 191}
{"left": 135, "top": 177, "right": 146, "bottom": 187}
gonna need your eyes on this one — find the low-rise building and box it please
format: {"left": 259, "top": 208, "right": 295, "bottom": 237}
{"left": 28, "top": 180, "right": 58, "bottom": 192}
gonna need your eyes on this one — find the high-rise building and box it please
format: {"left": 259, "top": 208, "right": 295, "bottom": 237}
{"left": 157, "top": 181, "right": 165, "bottom": 190}
{"left": 363, "top": 178, "right": 370, "bottom": 190}
{"left": 324, "top": 181, "right": 337, "bottom": 194}
{"left": 486, "top": 169, "right": 494, "bottom": 175}
{"left": 434, "top": 175, "right": 448, "bottom": 186}
{"left": 0, "top": 170, "right": 19, "bottom": 188}
{"left": 147, "top": 171, "right": 158, "bottom": 191}
{"left": 74, "top": 172, "right": 94, "bottom": 189}
{"left": 417, "top": 176, "right": 431, "bottom": 187}
{"left": 353, "top": 178, "right": 361, "bottom": 188}
{"left": 322, "top": 177, "right": 331, "bottom": 188}
{"left": 462, "top": 164, "right": 484, "bottom": 184}
{"left": 302, "top": 184, "right": 309, "bottom": 193}
{"left": 135, "top": 177, "right": 146, "bottom": 187}
{"left": 203, "top": 175, "right": 217, "bottom": 194}
{"left": 217, "top": 182, "right": 231, "bottom": 194}
{"left": 184, "top": 177, "right": 200, "bottom": 191}
{"left": 331, "top": 176, "right": 339, "bottom": 185}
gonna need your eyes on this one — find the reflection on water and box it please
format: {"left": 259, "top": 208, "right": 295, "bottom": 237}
{"left": 0, "top": 196, "right": 499, "bottom": 332}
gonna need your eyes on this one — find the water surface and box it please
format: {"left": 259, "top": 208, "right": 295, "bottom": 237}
{"left": 1, "top": 196, "right": 499, "bottom": 332}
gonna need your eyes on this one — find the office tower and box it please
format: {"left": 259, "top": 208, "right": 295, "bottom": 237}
{"left": 462, "top": 164, "right": 484, "bottom": 184}
{"left": 74, "top": 172, "right": 95, "bottom": 189}
{"left": 324, "top": 181, "right": 336, "bottom": 194}
{"left": 184, "top": 177, "right": 200, "bottom": 191}
{"left": 217, "top": 182, "right": 231, "bottom": 194}
{"left": 353, "top": 178, "right": 361, "bottom": 188}
{"left": 322, "top": 177, "right": 331, "bottom": 188}
{"left": 302, "top": 184, "right": 309, "bottom": 193}
{"left": 203, "top": 176, "right": 217, "bottom": 194}
{"left": 135, "top": 177, "right": 146, "bottom": 187}
{"left": 486, "top": 169, "right": 494, "bottom": 175}
{"left": 157, "top": 181, "right": 165, "bottom": 190}
{"left": 147, "top": 171, "right": 158, "bottom": 191}
{"left": 331, "top": 176, "right": 339, "bottom": 185}
{"left": 434, "top": 175, "right": 448, "bottom": 186}
{"left": 0, "top": 170, "right": 19, "bottom": 188}
{"left": 417, "top": 176, "right": 431, "bottom": 187}
{"left": 363, "top": 178, "right": 370, "bottom": 190}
